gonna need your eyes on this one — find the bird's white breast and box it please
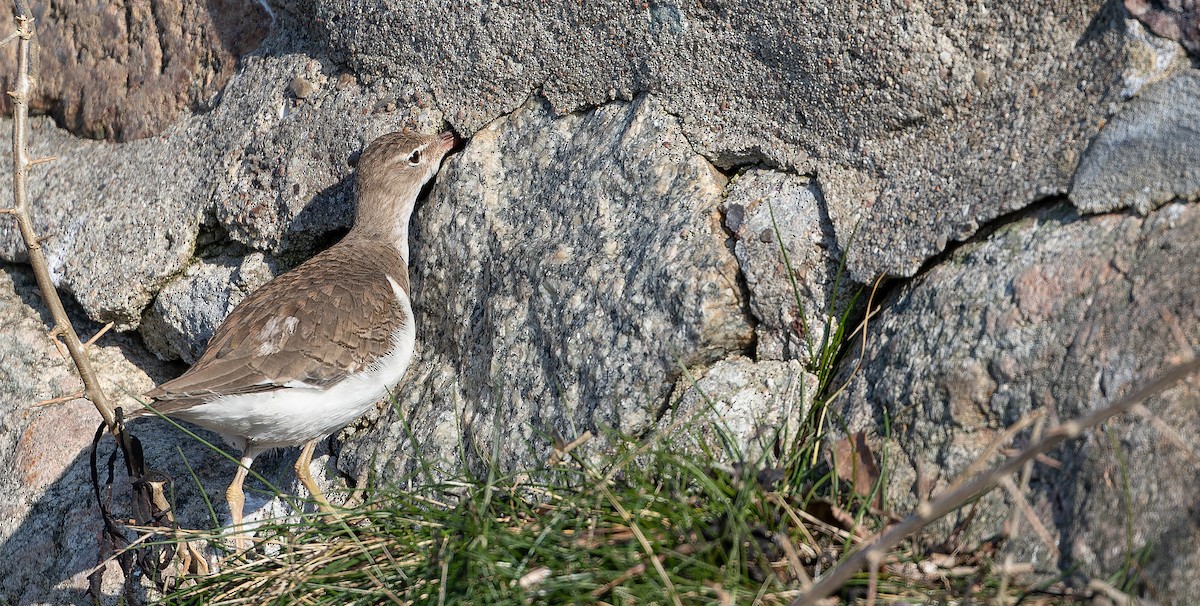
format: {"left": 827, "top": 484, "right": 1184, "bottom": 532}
{"left": 174, "top": 275, "right": 416, "bottom": 451}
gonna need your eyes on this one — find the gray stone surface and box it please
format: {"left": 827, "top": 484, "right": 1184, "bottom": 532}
{"left": 0, "top": 262, "right": 162, "bottom": 603}
{"left": 140, "top": 251, "right": 276, "bottom": 363}
{"left": 663, "top": 357, "right": 817, "bottom": 463}
{"left": 831, "top": 201, "right": 1200, "bottom": 600}
{"left": 0, "top": 1, "right": 1196, "bottom": 602}
{"left": 1072, "top": 69, "right": 1200, "bottom": 214}
{"left": 314, "top": 0, "right": 1151, "bottom": 280}
{"left": 724, "top": 170, "right": 851, "bottom": 362}
{"left": 0, "top": 8, "right": 443, "bottom": 332}
{"left": 337, "top": 96, "right": 753, "bottom": 479}
{"left": 0, "top": 0, "right": 1176, "bottom": 338}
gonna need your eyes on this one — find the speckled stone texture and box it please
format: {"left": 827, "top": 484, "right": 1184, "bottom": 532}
{"left": 0, "top": 1, "right": 1195, "bottom": 603}
{"left": 0, "top": 263, "right": 340, "bottom": 604}
{"left": 0, "top": 0, "right": 270, "bottom": 141}
{"left": 831, "top": 202, "right": 1200, "bottom": 597}
{"left": 1071, "top": 69, "right": 1200, "bottom": 213}
{"left": 723, "top": 170, "right": 852, "bottom": 362}
{"left": 0, "top": 1, "right": 1172, "bottom": 330}
{"left": 337, "top": 96, "right": 754, "bottom": 478}
{"left": 0, "top": 263, "right": 176, "bottom": 603}
{"left": 0, "top": 7, "right": 445, "bottom": 329}
{"left": 663, "top": 357, "right": 817, "bottom": 463}
{"left": 139, "top": 251, "right": 277, "bottom": 363}
{"left": 311, "top": 0, "right": 1164, "bottom": 280}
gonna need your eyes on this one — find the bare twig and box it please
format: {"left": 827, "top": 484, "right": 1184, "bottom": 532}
{"left": 84, "top": 321, "right": 114, "bottom": 347}
{"left": 547, "top": 430, "right": 593, "bottom": 466}
{"left": 5, "top": 6, "right": 177, "bottom": 597}
{"left": 790, "top": 356, "right": 1200, "bottom": 606}
{"left": 998, "top": 414, "right": 1049, "bottom": 601}
{"left": 32, "top": 390, "right": 83, "bottom": 407}
{"left": 4, "top": 3, "right": 118, "bottom": 432}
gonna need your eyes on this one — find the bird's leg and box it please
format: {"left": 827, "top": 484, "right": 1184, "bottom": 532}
{"left": 225, "top": 454, "right": 254, "bottom": 552}
{"left": 295, "top": 438, "right": 336, "bottom": 514}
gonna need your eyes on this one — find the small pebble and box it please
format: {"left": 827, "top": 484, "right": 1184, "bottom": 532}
{"left": 290, "top": 76, "right": 316, "bottom": 99}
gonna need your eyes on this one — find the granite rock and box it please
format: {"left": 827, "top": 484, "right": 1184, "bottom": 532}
{"left": 337, "top": 96, "right": 754, "bottom": 479}
{"left": 0, "top": 2, "right": 1161, "bottom": 328}
{"left": 140, "top": 251, "right": 276, "bottom": 363}
{"left": 0, "top": 1, "right": 1195, "bottom": 602}
{"left": 0, "top": 0, "right": 270, "bottom": 141}
{"left": 1126, "top": 0, "right": 1200, "bottom": 55}
{"left": 0, "top": 0, "right": 1176, "bottom": 341}
{"left": 831, "top": 201, "right": 1200, "bottom": 600}
{"left": 313, "top": 0, "right": 1154, "bottom": 280}
{"left": 663, "top": 357, "right": 817, "bottom": 463}
{"left": 0, "top": 263, "right": 343, "bottom": 605}
{"left": 1071, "top": 69, "right": 1200, "bottom": 214}
{"left": 723, "top": 170, "right": 853, "bottom": 362}
{"left": 0, "top": 7, "right": 441, "bottom": 331}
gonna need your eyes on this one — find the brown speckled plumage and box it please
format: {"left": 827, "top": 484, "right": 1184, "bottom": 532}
{"left": 143, "top": 237, "right": 410, "bottom": 408}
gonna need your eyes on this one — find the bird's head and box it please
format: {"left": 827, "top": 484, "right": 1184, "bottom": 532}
{"left": 352, "top": 129, "right": 459, "bottom": 249}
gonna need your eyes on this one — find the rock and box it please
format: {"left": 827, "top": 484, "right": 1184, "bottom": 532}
{"left": 831, "top": 201, "right": 1200, "bottom": 601}
{"left": 1071, "top": 70, "right": 1200, "bottom": 214}
{"left": 0, "top": 8, "right": 440, "bottom": 332}
{"left": 0, "top": 262, "right": 159, "bottom": 602}
{"left": 0, "top": 1, "right": 1194, "bottom": 601}
{"left": 662, "top": 357, "right": 817, "bottom": 463}
{"left": 337, "top": 96, "right": 754, "bottom": 479}
{"left": 0, "top": 0, "right": 271, "bottom": 141}
{"left": 0, "top": 0, "right": 1172, "bottom": 341}
{"left": 723, "top": 170, "right": 852, "bottom": 362}
{"left": 140, "top": 251, "right": 276, "bottom": 363}
{"left": 314, "top": 0, "right": 1146, "bottom": 280}
{"left": 1125, "top": 0, "right": 1200, "bottom": 55}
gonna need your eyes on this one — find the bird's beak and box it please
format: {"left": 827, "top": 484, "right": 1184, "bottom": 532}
{"left": 437, "top": 130, "right": 462, "bottom": 155}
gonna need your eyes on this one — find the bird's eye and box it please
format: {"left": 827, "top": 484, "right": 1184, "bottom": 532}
{"left": 408, "top": 149, "right": 421, "bottom": 164}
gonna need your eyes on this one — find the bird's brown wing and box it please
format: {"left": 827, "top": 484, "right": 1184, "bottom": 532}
{"left": 144, "top": 241, "right": 410, "bottom": 410}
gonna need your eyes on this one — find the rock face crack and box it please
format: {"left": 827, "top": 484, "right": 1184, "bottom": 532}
{"left": 313, "top": 0, "right": 1138, "bottom": 281}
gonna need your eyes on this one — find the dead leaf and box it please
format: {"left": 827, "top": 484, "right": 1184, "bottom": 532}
{"left": 829, "top": 431, "right": 883, "bottom": 507}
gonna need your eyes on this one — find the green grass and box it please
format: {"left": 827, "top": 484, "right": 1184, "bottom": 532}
{"left": 149, "top": 421, "right": 1084, "bottom": 605}
{"left": 154, "top": 428, "right": 883, "bottom": 606}
{"left": 161, "top": 445, "right": 822, "bottom": 605}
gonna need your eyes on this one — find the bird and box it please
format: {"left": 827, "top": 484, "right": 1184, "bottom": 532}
{"left": 129, "top": 128, "right": 458, "bottom": 547}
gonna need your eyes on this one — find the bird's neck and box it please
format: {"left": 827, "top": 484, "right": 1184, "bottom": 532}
{"left": 349, "top": 184, "right": 420, "bottom": 265}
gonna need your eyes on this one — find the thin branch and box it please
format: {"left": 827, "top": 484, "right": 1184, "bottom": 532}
{"left": 790, "top": 355, "right": 1200, "bottom": 606}
{"left": 33, "top": 390, "right": 83, "bottom": 407}
{"left": 4, "top": 6, "right": 118, "bottom": 431}
{"left": 84, "top": 321, "right": 114, "bottom": 347}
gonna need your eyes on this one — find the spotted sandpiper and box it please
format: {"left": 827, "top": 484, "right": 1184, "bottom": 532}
{"left": 131, "top": 129, "right": 457, "bottom": 545}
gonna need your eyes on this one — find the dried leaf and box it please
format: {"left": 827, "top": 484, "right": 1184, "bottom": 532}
{"left": 830, "top": 431, "right": 882, "bottom": 507}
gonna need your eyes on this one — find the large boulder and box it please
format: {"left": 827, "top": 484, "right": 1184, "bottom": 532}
{"left": 337, "top": 95, "right": 753, "bottom": 478}
{"left": 0, "top": 0, "right": 270, "bottom": 141}
{"left": 831, "top": 201, "right": 1200, "bottom": 598}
